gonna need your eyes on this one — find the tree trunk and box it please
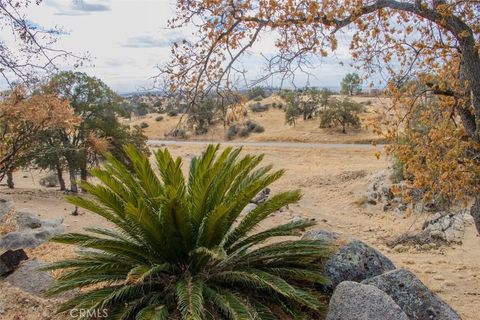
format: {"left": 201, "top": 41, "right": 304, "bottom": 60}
{"left": 56, "top": 164, "right": 66, "bottom": 191}
{"left": 68, "top": 166, "right": 78, "bottom": 193}
{"left": 471, "top": 196, "right": 480, "bottom": 235}
{"left": 80, "top": 162, "right": 88, "bottom": 193}
{"left": 80, "top": 166, "right": 87, "bottom": 182}
{"left": 6, "top": 171, "right": 14, "bottom": 189}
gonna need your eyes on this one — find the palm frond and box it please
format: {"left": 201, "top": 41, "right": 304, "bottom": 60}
{"left": 47, "top": 145, "right": 331, "bottom": 319}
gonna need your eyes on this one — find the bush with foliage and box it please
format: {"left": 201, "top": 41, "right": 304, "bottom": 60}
{"left": 43, "top": 145, "right": 330, "bottom": 319}
{"left": 167, "top": 110, "right": 178, "bottom": 117}
{"left": 248, "top": 86, "right": 266, "bottom": 100}
{"left": 250, "top": 102, "right": 269, "bottom": 113}
{"left": 165, "top": 128, "right": 188, "bottom": 140}
{"left": 188, "top": 98, "right": 223, "bottom": 135}
{"left": 246, "top": 120, "right": 265, "bottom": 133}
{"left": 155, "top": 116, "right": 164, "bottom": 122}
{"left": 300, "top": 88, "right": 320, "bottom": 120}
{"left": 39, "top": 173, "right": 59, "bottom": 188}
{"left": 225, "top": 125, "right": 239, "bottom": 140}
{"left": 319, "top": 88, "right": 332, "bottom": 110}
{"left": 239, "top": 127, "right": 250, "bottom": 137}
{"left": 139, "top": 122, "right": 149, "bottom": 129}
{"left": 340, "top": 73, "right": 363, "bottom": 96}
{"left": 319, "top": 98, "right": 364, "bottom": 133}
{"left": 391, "top": 157, "right": 405, "bottom": 184}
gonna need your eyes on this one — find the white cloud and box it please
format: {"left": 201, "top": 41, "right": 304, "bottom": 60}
{"left": 1, "top": 0, "right": 359, "bottom": 93}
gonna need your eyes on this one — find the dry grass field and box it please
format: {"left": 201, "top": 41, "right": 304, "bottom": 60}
{"left": 126, "top": 95, "right": 388, "bottom": 144}
{"left": 1, "top": 95, "right": 479, "bottom": 319}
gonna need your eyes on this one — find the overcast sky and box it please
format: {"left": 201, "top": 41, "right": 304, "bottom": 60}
{"left": 15, "top": 0, "right": 357, "bottom": 93}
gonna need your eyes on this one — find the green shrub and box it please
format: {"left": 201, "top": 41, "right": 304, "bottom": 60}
{"left": 246, "top": 120, "right": 265, "bottom": 133}
{"left": 39, "top": 173, "right": 58, "bottom": 188}
{"left": 248, "top": 86, "right": 266, "bottom": 100}
{"left": 139, "top": 122, "right": 149, "bottom": 129}
{"left": 167, "top": 110, "right": 178, "bottom": 117}
{"left": 253, "top": 125, "right": 265, "bottom": 133}
{"left": 166, "top": 128, "right": 187, "bottom": 139}
{"left": 155, "top": 115, "right": 164, "bottom": 122}
{"left": 43, "top": 145, "right": 330, "bottom": 319}
{"left": 225, "top": 125, "right": 239, "bottom": 140}
{"left": 319, "top": 98, "right": 364, "bottom": 133}
{"left": 253, "top": 96, "right": 263, "bottom": 102}
{"left": 391, "top": 157, "right": 405, "bottom": 183}
{"left": 239, "top": 127, "right": 250, "bottom": 137}
{"left": 250, "top": 102, "right": 269, "bottom": 112}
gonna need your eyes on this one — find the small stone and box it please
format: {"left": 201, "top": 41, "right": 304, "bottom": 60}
{"left": 0, "top": 249, "right": 29, "bottom": 275}
{"left": 0, "top": 196, "right": 13, "bottom": 220}
{"left": 302, "top": 230, "right": 339, "bottom": 243}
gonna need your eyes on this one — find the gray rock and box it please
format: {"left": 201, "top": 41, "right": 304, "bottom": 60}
{"left": 327, "top": 281, "right": 408, "bottom": 320}
{"left": 250, "top": 188, "right": 270, "bottom": 204}
{"left": 324, "top": 239, "right": 395, "bottom": 290}
{"left": 4, "top": 259, "right": 54, "bottom": 296}
{"left": 16, "top": 211, "right": 63, "bottom": 230}
{"left": 16, "top": 212, "right": 42, "bottom": 229}
{"left": 302, "top": 230, "right": 339, "bottom": 243}
{"left": 423, "top": 210, "right": 473, "bottom": 243}
{"left": 240, "top": 203, "right": 257, "bottom": 217}
{"left": 0, "top": 196, "right": 13, "bottom": 220}
{"left": 366, "top": 171, "right": 391, "bottom": 204}
{"left": 0, "top": 249, "right": 28, "bottom": 276}
{"left": 363, "top": 269, "right": 461, "bottom": 320}
{"left": 0, "top": 232, "right": 38, "bottom": 249}
{"left": 0, "top": 213, "right": 64, "bottom": 250}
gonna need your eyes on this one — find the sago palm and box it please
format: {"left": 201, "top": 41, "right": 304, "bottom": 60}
{"left": 43, "top": 144, "right": 331, "bottom": 319}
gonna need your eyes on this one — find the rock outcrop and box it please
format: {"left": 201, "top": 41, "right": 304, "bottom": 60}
{"left": 4, "top": 259, "right": 54, "bottom": 296}
{"left": 323, "top": 239, "right": 396, "bottom": 289}
{"left": 0, "top": 212, "right": 64, "bottom": 250}
{"left": 366, "top": 171, "right": 393, "bottom": 205}
{"left": 327, "top": 281, "right": 408, "bottom": 320}
{"left": 363, "top": 269, "right": 461, "bottom": 320}
{"left": 422, "top": 210, "right": 474, "bottom": 243}
{"left": 302, "top": 230, "right": 339, "bottom": 243}
{"left": 0, "top": 196, "right": 13, "bottom": 220}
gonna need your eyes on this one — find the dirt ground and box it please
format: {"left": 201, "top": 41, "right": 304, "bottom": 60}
{"left": 1, "top": 143, "right": 479, "bottom": 319}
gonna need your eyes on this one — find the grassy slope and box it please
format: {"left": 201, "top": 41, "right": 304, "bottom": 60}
{"left": 126, "top": 95, "right": 390, "bottom": 144}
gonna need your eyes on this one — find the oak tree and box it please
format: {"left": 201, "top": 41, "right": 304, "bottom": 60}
{"left": 340, "top": 73, "right": 362, "bottom": 96}
{"left": 0, "top": 86, "right": 78, "bottom": 183}
{"left": 39, "top": 71, "right": 148, "bottom": 192}
{"left": 319, "top": 98, "right": 364, "bottom": 133}
{"left": 163, "top": 0, "right": 480, "bottom": 229}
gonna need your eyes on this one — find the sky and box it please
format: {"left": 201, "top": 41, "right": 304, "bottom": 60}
{"left": 10, "top": 0, "right": 358, "bottom": 94}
